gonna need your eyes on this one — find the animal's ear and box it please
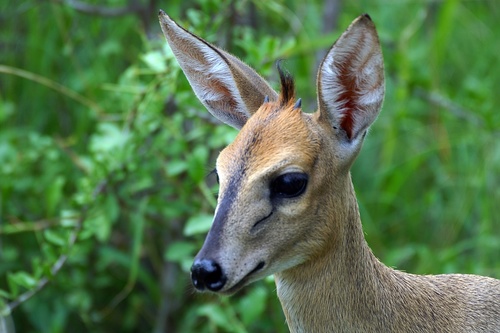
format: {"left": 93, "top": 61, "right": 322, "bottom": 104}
{"left": 316, "top": 14, "right": 384, "bottom": 142}
{"left": 159, "top": 10, "right": 278, "bottom": 130}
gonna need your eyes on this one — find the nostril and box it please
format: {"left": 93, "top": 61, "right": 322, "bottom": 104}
{"left": 248, "top": 261, "right": 265, "bottom": 276}
{"left": 255, "top": 261, "right": 265, "bottom": 271}
{"left": 191, "top": 259, "right": 227, "bottom": 292}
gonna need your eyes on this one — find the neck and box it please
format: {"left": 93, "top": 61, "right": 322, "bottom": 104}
{"left": 274, "top": 175, "right": 393, "bottom": 332}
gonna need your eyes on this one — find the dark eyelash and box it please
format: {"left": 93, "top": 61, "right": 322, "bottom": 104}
{"left": 206, "top": 169, "right": 219, "bottom": 198}
{"left": 207, "top": 168, "right": 218, "bottom": 182}
{"left": 206, "top": 168, "right": 220, "bottom": 187}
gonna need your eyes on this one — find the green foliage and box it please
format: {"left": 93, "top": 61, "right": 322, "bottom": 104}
{"left": 1, "top": 0, "right": 499, "bottom": 332}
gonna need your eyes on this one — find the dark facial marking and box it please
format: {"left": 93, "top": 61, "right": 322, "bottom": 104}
{"left": 252, "top": 211, "right": 273, "bottom": 229}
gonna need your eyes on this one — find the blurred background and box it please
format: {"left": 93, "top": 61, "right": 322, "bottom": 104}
{"left": 1, "top": 0, "right": 499, "bottom": 332}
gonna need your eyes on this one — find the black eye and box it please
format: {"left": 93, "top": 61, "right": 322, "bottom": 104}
{"left": 270, "top": 172, "right": 308, "bottom": 199}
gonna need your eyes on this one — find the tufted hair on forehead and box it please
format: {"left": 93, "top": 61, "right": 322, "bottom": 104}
{"left": 276, "top": 61, "right": 295, "bottom": 107}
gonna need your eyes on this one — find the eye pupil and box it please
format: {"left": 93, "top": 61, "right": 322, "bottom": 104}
{"left": 270, "top": 173, "right": 308, "bottom": 199}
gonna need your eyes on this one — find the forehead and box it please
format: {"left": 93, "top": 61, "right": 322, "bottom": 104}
{"left": 217, "top": 103, "right": 320, "bottom": 178}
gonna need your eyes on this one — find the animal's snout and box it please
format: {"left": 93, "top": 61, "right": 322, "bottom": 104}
{"left": 191, "top": 259, "right": 227, "bottom": 292}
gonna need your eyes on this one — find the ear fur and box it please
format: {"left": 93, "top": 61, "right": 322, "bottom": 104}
{"left": 317, "top": 14, "right": 384, "bottom": 141}
{"left": 159, "top": 11, "right": 278, "bottom": 129}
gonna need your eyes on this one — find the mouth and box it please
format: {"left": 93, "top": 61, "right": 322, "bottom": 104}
{"left": 224, "top": 261, "right": 265, "bottom": 294}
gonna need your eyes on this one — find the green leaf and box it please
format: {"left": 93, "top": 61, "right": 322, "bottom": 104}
{"left": 0, "top": 289, "right": 12, "bottom": 299}
{"left": 187, "top": 146, "right": 209, "bottom": 183}
{"left": 184, "top": 214, "right": 212, "bottom": 236}
{"left": 8, "top": 271, "right": 38, "bottom": 291}
{"left": 237, "top": 285, "right": 267, "bottom": 325}
{"left": 197, "top": 304, "right": 234, "bottom": 332}
{"left": 46, "top": 176, "right": 65, "bottom": 216}
{"left": 85, "top": 213, "right": 112, "bottom": 242}
{"left": 60, "top": 210, "right": 79, "bottom": 228}
{"left": 66, "top": 289, "right": 92, "bottom": 312}
{"left": 141, "top": 51, "right": 167, "bottom": 73}
{"left": 90, "top": 122, "right": 129, "bottom": 154}
{"left": 0, "top": 99, "right": 15, "bottom": 123}
{"left": 165, "top": 241, "right": 197, "bottom": 272}
{"left": 103, "top": 195, "right": 120, "bottom": 224}
{"left": 165, "top": 160, "right": 187, "bottom": 177}
{"left": 165, "top": 241, "right": 196, "bottom": 262}
{"left": 44, "top": 229, "right": 68, "bottom": 247}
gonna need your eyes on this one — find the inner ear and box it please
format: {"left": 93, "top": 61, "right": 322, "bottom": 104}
{"left": 335, "top": 71, "right": 359, "bottom": 139}
{"left": 316, "top": 14, "right": 384, "bottom": 141}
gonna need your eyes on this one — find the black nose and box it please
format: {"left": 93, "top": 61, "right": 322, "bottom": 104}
{"left": 191, "top": 259, "right": 227, "bottom": 292}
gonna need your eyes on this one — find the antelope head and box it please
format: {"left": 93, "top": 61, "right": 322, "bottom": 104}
{"left": 159, "top": 10, "right": 384, "bottom": 294}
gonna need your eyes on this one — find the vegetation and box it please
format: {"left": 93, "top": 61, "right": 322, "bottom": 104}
{"left": 1, "top": 0, "right": 499, "bottom": 332}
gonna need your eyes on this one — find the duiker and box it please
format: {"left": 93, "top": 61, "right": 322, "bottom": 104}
{"left": 159, "top": 10, "right": 500, "bottom": 333}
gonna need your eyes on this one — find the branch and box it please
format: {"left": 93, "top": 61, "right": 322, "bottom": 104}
{"left": 55, "top": 0, "right": 144, "bottom": 17}
{"left": 315, "top": 0, "right": 341, "bottom": 71}
{"left": 7, "top": 181, "right": 107, "bottom": 311}
{"left": 0, "top": 65, "right": 103, "bottom": 116}
{"left": 0, "top": 218, "right": 60, "bottom": 235}
{"left": 415, "top": 88, "right": 485, "bottom": 126}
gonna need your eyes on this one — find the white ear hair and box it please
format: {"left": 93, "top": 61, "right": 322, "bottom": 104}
{"left": 317, "top": 14, "right": 384, "bottom": 141}
{"left": 159, "top": 11, "right": 278, "bottom": 129}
